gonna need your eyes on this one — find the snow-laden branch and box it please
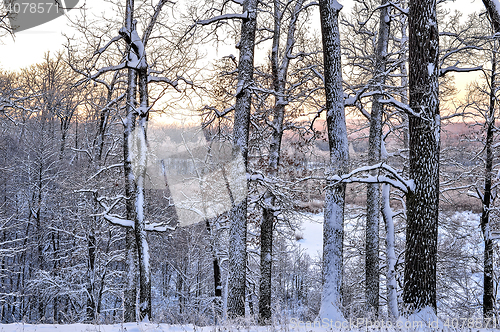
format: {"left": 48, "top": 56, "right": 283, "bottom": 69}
{"left": 77, "top": 190, "right": 176, "bottom": 232}
{"left": 104, "top": 215, "right": 134, "bottom": 228}
{"left": 148, "top": 75, "right": 193, "bottom": 91}
{"left": 145, "top": 222, "right": 176, "bottom": 232}
{"left": 88, "top": 163, "right": 124, "bottom": 181}
{"left": 378, "top": 94, "right": 421, "bottom": 118}
{"left": 440, "top": 65, "right": 483, "bottom": 77}
{"left": 329, "top": 163, "right": 414, "bottom": 193}
{"left": 75, "top": 63, "right": 127, "bottom": 87}
{"left": 94, "top": 35, "right": 122, "bottom": 56}
{"left": 196, "top": 12, "right": 248, "bottom": 26}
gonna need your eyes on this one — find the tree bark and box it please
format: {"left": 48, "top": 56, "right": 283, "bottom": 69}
{"left": 86, "top": 231, "right": 96, "bottom": 322}
{"left": 123, "top": 0, "right": 138, "bottom": 322}
{"left": 135, "top": 66, "right": 152, "bottom": 321}
{"left": 227, "top": 0, "right": 258, "bottom": 319}
{"left": 481, "top": 40, "right": 496, "bottom": 319}
{"left": 403, "top": 0, "right": 440, "bottom": 314}
{"left": 482, "top": 0, "right": 500, "bottom": 33}
{"left": 365, "top": 0, "right": 390, "bottom": 318}
{"left": 317, "top": 0, "right": 348, "bottom": 321}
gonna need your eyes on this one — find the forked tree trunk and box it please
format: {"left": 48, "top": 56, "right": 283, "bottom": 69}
{"left": 403, "top": 0, "right": 440, "bottom": 314}
{"left": 317, "top": 0, "right": 348, "bottom": 321}
{"left": 227, "top": 0, "right": 258, "bottom": 319}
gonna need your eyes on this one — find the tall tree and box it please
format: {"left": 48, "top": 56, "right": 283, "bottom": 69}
{"left": 227, "top": 0, "right": 258, "bottom": 318}
{"left": 479, "top": 46, "right": 496, "bottom": 319}
{"left": 258, "top": 0, "right": 306, "bottom": 324}
{"left": 403, "top": 0, "right": 440, "bottom": 315}
{"left": 317, "top": 0, "right": 348, "bottom": 321}
{"left": 365, "top": 0, "right": 391, "bottom": 318}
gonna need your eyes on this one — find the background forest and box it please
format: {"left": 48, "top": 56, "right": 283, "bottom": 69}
{"left": 0, "top": 0, "right": 499, "bottom": 328}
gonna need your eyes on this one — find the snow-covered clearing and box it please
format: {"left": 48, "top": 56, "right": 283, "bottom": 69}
{"left": 1, "top": 322, "right": 500, "bottom": 332}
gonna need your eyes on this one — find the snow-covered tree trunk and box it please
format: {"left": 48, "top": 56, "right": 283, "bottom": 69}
{"left": 403, "top": 0, "right": 440, "bottom": 315}
{"left": 122, "top": 0, "right": 138, "bottom": 322}
{"left": 227, "top": 0, "right": 257, "bottom": 318}
{"left": 381, "top": 182, "right": 399, "bottom": 319}
{"left": 481, "top": 41, "right": 496, "bottom": 319}
{"left": 258, "top": 0, "right": 303, "bottom": 324}
{"left": 365, "top": 0, "right": 390, "bottom": 318}
{"left": 123, "top": 48, "right": 138, "bottom": 325}
{"left": 135, "top": 65, "right": 152, "bottom": 320}
{"left": 317, "top": 0, "right": 348, "bottom": 321}
{"left": 482, "top": 0, "right": 500, "bottom": 33}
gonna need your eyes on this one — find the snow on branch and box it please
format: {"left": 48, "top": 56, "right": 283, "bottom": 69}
{"left": 148, "top": 75, "right": 193, "bottom": 91}
{"left": 196, "top": 12, "right": 249, "bottom": 26}
{"left": 145, "top": 222, "right": 176, "bottom": 232}
{"left": 88, "top": 163, "right": 124, "bottom": 181}
{"left": 75, "top": 63, "right": 127, "bottom": 87}
{"left": 329, "top": 163, "right": 414, "bottom": 193}
{"left": 104, "top": 215, "right": 134, "bottom": 228}
{"left": 76, "top": 189, "right": 176, "bottom": 232}
{"left": 440, "top": 65, "right": 483, "bottom": 77}
{"left": 93, "top": 35, "right": 122, "bottom": 57}
{"left": 378, "top": 94, "right": 421, "bottom": 118}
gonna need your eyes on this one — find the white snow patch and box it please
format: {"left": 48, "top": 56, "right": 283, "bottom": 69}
{"left": 398, "top": 306, "right": 443, "bottom": 330}
{"left": 297, "top": 213, "right": 323, "bottom": 257}
{"left": 427, "top": 63, "right": 434, "bottom": 76}
{"left": 330, "top": 0, "right": 343, "bottom": 11}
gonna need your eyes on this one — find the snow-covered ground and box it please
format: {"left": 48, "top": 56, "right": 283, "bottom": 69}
{"left": 0, "top": 322, "right": 334, "bottom": 332}
{"left": 296, "top": 213, "right": 323, "bottom": 258}
{"left": 2, "top": 321, "right": 500, "bottom": 332}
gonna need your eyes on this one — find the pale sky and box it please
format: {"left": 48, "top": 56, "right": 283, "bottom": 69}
{"left": 0, "top": 0, "right": 485, "bottom": 71}
{"left": 0, "top": 0, "right": 112, "bottom": 71}
{"left": 0, "top": 0, "right": 486, "bottom": 104}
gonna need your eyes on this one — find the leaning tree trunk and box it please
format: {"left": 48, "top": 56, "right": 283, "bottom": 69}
{"left": 227, "top": 0, "right": 257, "bottom": 319}
{"left": 481, "top": 40, "right": 496, "bottom": 319}
{"left": 317, "top": 0, "right": 348, "bottom": 321}
{"left": 365, "top": 0, "right": 390, "bottom": 318}
{"left": 403, "top": 0, "right": 440, "bottom": 315}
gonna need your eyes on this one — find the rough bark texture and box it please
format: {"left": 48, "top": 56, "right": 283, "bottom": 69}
{"left": 482, "top": 0, "right": 500, "bottom": 33}
{"left": 123, "top": 32, "right": 138, "bottom": 322}
{"left": 365, "top": 0, "right": 390, "bottom": 318}
{"left": 86, "top": 232, "right": 96, "bottom": 322}
{"left": 481, "top": 44, "right": 496, "bottom": 318}
{"left": 403, "top": 0, "right": 440, "bottom": 314}
{"left": 381, "top": 183, "right": 399, "bottom": 319}
{"left": 317, "top": 0, "right": 348, "bottom": 321}
{"left": 227, "top": 0, "right": 257, "bottom": 319}
{"left": 135, "top": 67, "right": 152, "bottom": 321}
{"left": 205, "top": 219, "right": 222, "bottom": 298}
